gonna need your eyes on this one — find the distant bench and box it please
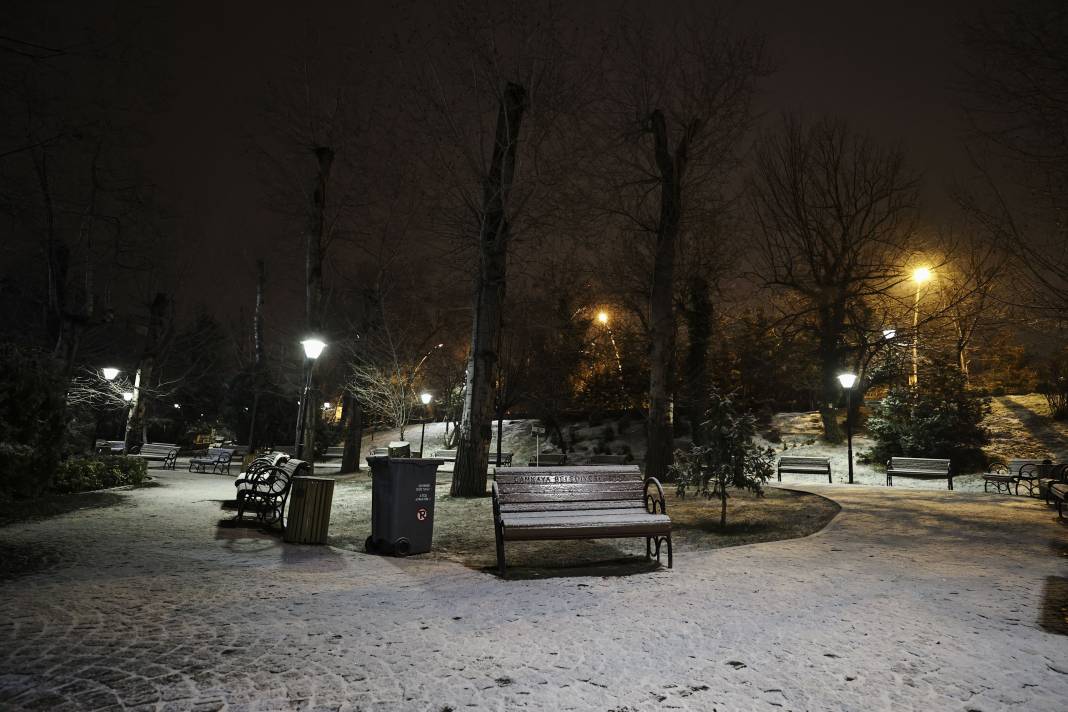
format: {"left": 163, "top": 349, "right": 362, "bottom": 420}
{"left": 491, "top": 465, "right": 672, "bottom": 576}
{"left": 886, "top": 457, "right": 953, "bottom": 490}
{"left": 777, "top": 456, "right": 832, "bottom": 484}
{"left": 95, "top": 440, "right": 125, "bottom": 455}
{"left": 129, "top": 443, "right": 178, "bottom": 470}
{"left": 528, "top": 453, "right": 567, "bottom": 466}
{"left": 189, "top": 447, "right": 236, "bottom": 475}
{"left": 430, "top": 449, "right": 511, "bottom": 465}
{"left": 588, "top": 454, "right": 627, "bottom": 465}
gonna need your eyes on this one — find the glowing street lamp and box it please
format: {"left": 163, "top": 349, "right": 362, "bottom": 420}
{"left": 910, "top": 267, "right": 933, "bottom": 387}
{"left": 597, "top": 310, "right": 609, "bottom": 325}
{"left": 301, "top": 338, "right": 327, "bottom": 360}
{"left": 122, "top": 391, "right": 134, "bottom": 402}
{"left": 419, "top": 393, "right": 433, "bottom": 455}
{"left": 882, "top": 329, "right": 896, "bottom": 340}
{"left": 295, "top": 337, "right": 327, "bottom": 461}
{"left": 838, "top": 372, "right": 857, "bottom": 484}
{"left": 102, "top": 367, "right": 120, "bottom": 381}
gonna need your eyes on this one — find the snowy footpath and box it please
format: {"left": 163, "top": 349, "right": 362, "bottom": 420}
{"left": 1, "top": 469, "right": 1067, "bottom": 711}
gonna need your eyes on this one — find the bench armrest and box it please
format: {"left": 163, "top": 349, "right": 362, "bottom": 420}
{"left": 491, "top": 480, "right": 502, "bottom": 525}
{"left": 645, "top": 477, "right": 667, "bottom": 515}
{"left": 987, "top": 461, "right": 1010, "bottom": 475}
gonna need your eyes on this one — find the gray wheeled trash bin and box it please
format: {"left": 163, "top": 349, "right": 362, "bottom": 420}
{"left": 365, "top": 456, "right": 444, "bottom": 556}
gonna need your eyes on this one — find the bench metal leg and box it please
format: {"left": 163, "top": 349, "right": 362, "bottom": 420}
{"left": 494, "top": 523, "right": 506, "bottom": 577}
{"left": 948, "top": 477, "right": 953, "bottom": 491}
{"left": 652, "top": 535, "right": 673, "bottom": 569}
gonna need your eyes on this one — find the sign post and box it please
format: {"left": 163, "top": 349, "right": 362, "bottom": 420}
{"left": 531, "top": 424, "right": 546, "bottom": 466}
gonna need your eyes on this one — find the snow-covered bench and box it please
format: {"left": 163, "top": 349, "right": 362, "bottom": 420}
{"left": 777, "top": 456, "right": 832, "bottom": 483}
{"left": 886, "top": 457, "right": 953, "bottom": 490}
{"left": 491, "top": 465, "right": 672, "bottom": 576}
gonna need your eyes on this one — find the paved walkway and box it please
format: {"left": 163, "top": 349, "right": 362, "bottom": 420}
{"left": 1, "top": 470, "right": 1066, "bottom": 711}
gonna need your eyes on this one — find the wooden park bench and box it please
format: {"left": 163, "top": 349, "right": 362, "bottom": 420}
{"left": 129, "top": 443, "right": 179, "bottom": 470}
{"left": 776, "top": 456, "right": 832, "bottom": 483}
{"left": 528, "top": 453, "right": 567, "bottom": 466}
{"left": 886, "top": 457, "right": 953, "bottom": 490}
{"left": 432, "top": 449, "right": 457, "bottom": 462}
{"left": 588, "top": 454, "right": 627, "bottom": 465}
{"left": 189, "top": 447, "right": 236, "bottom": 474}
{"left": 323, "top": 446, "right": 345, "bottom": 459}
{"left": 491, "top": 465, "right": 672, "bottom": 576}
{"left": 234, "top": 457, "right": 307, "bottom": 530}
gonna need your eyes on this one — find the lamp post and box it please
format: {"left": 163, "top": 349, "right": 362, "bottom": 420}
{"left": 102, "top": 367, "right": 120, "bottom": 382}
{"left": 295, "top": 337, "right": 326, "bottom": 461}
{"left": 419, "top": 392, "right": 432, "bottom": 456}
{"left": 597, "top": 309, "right": 627, "bottom": 403}
{"left": 838, "top": 372, "right": 857, "bottom": 484}
{"left": 909, "top": 267, "right": 932, "bottom": 388}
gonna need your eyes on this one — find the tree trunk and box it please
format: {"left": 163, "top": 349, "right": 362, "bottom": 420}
{"left": 302, "top": 147, "right": 334, "bottom": 471}
{"left": 719, "top": 485, "right": 728, "bottom": 529}
{"left": 645, "top": 109, "right": 684, "bottom": 480}
{"left": 452, "top": 82, "right": 528, "bottom": 497}
{"left": 126, "top": 293, "right": 169, "bottom": 449}
{"left": 341, "top": 391, "right": 362, "bottom": 473}
{"left": 683, "top": 276, "right": 711, "bottom": 445}
{"left": 247, "top": 259, "right": 266, "bottom": 449}
{"left": 817, "top": 311, "right": 844, "bottom": 443}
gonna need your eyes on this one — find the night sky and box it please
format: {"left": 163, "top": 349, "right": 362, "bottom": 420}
{"left": 138, "top": 0, "right": 976, "bottom": 324}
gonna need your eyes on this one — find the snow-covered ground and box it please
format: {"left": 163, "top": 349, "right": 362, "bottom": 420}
{"left": 1, "top": 468, "right": 1066, "bottom": 710}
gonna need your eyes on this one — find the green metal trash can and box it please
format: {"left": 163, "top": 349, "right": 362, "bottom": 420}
{"left": 365, "top": 456, "right": 444, "bottom": 556}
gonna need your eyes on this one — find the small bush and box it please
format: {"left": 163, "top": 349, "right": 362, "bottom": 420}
{"left": 866, "top": 368, "right": 990, "bottom": 470}
{"left": 53, "top": 456, "right": 148, "bottom": 494}
{"left": 0, "top": 345, "right": 69, "bottom": 498}
{"left": 670, "top": 389, "right": 775, "bottom": 528}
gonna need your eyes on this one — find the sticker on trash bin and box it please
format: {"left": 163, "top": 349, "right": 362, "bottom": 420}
{"left": 416, "top": 507, "right": 428, "bottom": 521}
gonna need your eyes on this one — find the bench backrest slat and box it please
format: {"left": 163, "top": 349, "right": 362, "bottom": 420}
{"left": 495, "top": 466, "right": 644, "bottom": 509}
{"left": 888, "top": 457, "right": 950, "bottom": 471}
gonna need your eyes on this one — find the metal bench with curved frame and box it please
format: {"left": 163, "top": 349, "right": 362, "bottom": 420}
{"left": 491, "top": 465, "right": 672, "bottom": 577}
{"left": 129, "top": 443, "right": 179, "bottom": 470}
{"left": 189, "top": 447, "right": 236, "bottom": 475}
{"left": 235, "top": 457, "right": 306, "bottom": 531}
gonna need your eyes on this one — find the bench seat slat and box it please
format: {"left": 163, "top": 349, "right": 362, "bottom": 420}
{"left": 502, "top": 507, "right": 650, "bottom": 521}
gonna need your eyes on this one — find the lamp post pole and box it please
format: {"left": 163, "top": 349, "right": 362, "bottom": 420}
{"left": 909, "top": 268, "right": 931, "bottom": 388}
{"left": 419, "top": 393, "right": 432, "bottom": 457}
{"left": 838, "top": 373, "right": 857, "bottom": 484}
{"left": 295, "top": 338, "right": 326, "bottom": 462}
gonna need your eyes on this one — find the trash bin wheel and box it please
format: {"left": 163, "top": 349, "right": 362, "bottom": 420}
{"left": 394, "top": 538, "right": 411, "bottom": 556}
{"left": 364, "top": 536, "right": 376, "bottom": 553}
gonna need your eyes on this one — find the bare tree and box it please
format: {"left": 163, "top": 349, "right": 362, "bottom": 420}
{"left": 750, "top": 116, "right": 920, "bottom": 441}
{"left": 587, "top": 6, "right": 766, "bottom": 477}
{"left": 958, "top": 1, "right": 1068, "bottom": 313}
{"left": 403, "top": 0, "right": 578, "bottom": 496}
